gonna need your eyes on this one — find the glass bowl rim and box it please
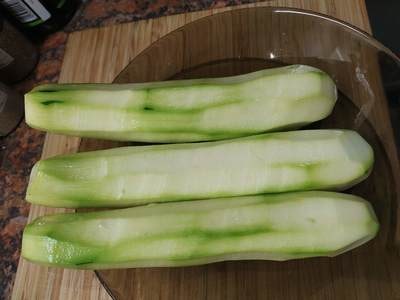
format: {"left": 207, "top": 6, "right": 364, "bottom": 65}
{"left": 114, "top": 5, "right": 400, "bottom": 84}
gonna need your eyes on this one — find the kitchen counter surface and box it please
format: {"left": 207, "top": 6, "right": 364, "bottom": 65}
{"left": 0, "top": 1, "right": 257, "bottom": 298}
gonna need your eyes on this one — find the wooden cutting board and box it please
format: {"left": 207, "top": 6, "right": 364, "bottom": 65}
{"left": 12, "top": 1, "right": 373, "bottom": 299}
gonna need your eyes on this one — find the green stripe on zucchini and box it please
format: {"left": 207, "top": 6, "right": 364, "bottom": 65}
{"left": 21, "top": 191, "right": 379, "bottom": 269}
{"left": 25, "top": 65, "right": 337, "bottom": 142}
{"left": 26, "top": 129, "right": 373, "bottom": 208}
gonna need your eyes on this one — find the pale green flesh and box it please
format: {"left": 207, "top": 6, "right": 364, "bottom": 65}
{"left": 21, "top": 191, "right": 379, "bottom": 269}
{"left": 26, "top": 130, "right": 374, "bottom": 208}
{"left": 25, "top": 65, "right": 337, "bottom": 142}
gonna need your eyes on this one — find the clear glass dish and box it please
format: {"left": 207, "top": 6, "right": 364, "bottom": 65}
{"left": 77, "top": 7, "right": 400, "bottom": 299}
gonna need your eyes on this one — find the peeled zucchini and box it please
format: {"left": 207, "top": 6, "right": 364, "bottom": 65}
{"left": 25, "top": 65, "right": 337, "bottom": 142}
{"left": 21, "top": 191, "right": 379, "bottom": 269}
{"left": 26, "top": 130, "right": 373, "bottom": 208}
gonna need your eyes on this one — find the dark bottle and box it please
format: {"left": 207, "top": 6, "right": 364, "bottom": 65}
{"left": 0, "top": 15, "right": 38, "bottom": 83}
{"left": 0, "top": 0, "right": 78, "bottom": 36}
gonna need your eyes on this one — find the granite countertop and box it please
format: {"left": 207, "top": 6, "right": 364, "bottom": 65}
{"left": 0, "top": 1, "right": 257, "bottom": 298}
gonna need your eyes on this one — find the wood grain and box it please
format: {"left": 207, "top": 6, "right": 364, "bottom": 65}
{"left": 11, "top": 0, "right": 387, "bottom": 299}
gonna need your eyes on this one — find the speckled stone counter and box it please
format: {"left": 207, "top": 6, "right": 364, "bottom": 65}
{"left": 0, "top": 1, "right": 258, "bottom": 299}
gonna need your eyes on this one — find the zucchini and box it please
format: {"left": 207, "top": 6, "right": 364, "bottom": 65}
{"left": 25, "top": 65, "right": 337, "bottom": 142}
{"left": 26, "top": 130, "right": 373, "bottom": 208}
{"left": 21, "top": 191, "right": 379, "bottom": 269}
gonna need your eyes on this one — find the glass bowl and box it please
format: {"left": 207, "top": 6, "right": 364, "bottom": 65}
{"left": 77, "top": 7, "right": 400, "bottom": 300}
